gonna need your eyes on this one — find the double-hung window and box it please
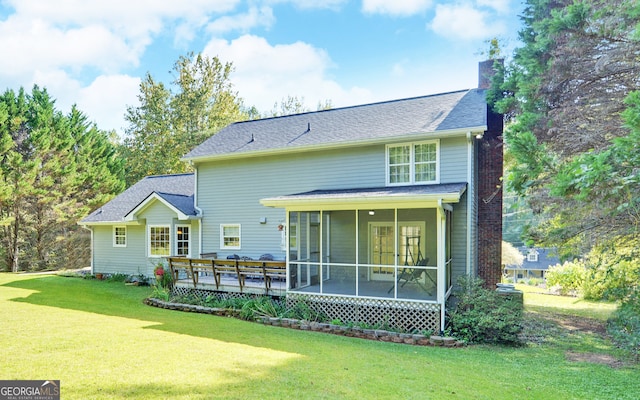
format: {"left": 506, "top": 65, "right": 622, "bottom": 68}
{"left": 176, "top": 225, "right": 190, "bottom": 257}
{"left": 149, "top": 225, "right": 170, "bottom": 257}
{"left": 220, "top": 224, "right": 241, "bottom": 249}
{"left": 113, "top": 226, "right": 126, "bottom": 247}
{"left": 387, "top": 140, "right": 439, "bottom": 185}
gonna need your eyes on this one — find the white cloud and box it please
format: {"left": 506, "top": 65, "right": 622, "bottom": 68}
{"left": 77, "top": 75, "right": 141, "bottom": 133}
{"left": 362, "top": 0, "right": 433, "bottom": 16}
{"left": 429, "top": 3, "right": 506, "bottom": 40}
{"left": 391, "top": 60, "right": 409, "bottom": 77}
{"left": 476, "top": 0, "right": 510, "bottom": 14}
{"left": 203, "top": 34, "right": 371, "bottom": 113}
{"left": 21, "top": 70, "right": 140, "bottom": 133}
{"left": 0, "top": 0, "right": 243, "bottom": 134}
{"left": 264, "top": 0, "right": 347, "bottom": 10}
{"left": 0, "top": 17, "right": 137, "bottom": 77}
{"left": 0, "top": 0, "right": 242, "bottom": 75}
{"left": 207, "top": 6, "right": 275, "bottom": 34}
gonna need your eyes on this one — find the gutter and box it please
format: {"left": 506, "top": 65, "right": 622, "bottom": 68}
{"left": 182, "top": 126, "right": 488, "bottom": 164}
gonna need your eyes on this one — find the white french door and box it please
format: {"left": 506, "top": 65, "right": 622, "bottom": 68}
{"left": 369, "top": 222, "right": 426, "bottom": 281}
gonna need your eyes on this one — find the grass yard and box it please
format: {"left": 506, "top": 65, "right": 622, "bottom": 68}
{"left": 0, "top": 274, "right": 638, "bottom": 399}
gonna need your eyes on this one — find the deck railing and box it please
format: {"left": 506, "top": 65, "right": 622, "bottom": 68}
{"left": 167, "top": 257, "right": 286, "bottom": 293}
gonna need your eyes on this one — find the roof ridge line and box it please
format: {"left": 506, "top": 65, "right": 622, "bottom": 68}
{"left": 230, "top": 89, "right": 475, "bottom": 125}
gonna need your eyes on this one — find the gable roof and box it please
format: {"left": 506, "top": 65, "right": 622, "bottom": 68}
{"left": 124, "top": 191, "right": 197, "bottom": 222}
{"left": 184, "top": 89, "right": 487, "bottom": 162}
{"left": 504, "top": 247, "right": 561, "bottom": 271}
{"left": 80, "top": 173, "right": 196, "bottom": 225}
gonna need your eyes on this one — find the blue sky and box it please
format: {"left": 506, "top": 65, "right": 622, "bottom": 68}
{"left": 0, "top": 0, "right": 522, "bottom": 135}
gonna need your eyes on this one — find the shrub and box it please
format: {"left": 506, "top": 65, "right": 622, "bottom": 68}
{"left": 238, "top": 297, "right": 287, "bottom": 320}
{"left": 582, "top": 240, "right": 640, "bottom": 301}
{"left": 150, "top": 285, "right": 170, "bottom": 301}
{"left": 525, "top": 277, "right": 542, "bottom": 286}
{"left": 607, "top": 290, "right": 640, "bottom": 359}
{"left": 546, "top": 260, "right": 586, "bottom": 295}
{"left": 106, "top": 273, "right": 128, "bottom": 283}
{"left": 287, "top": 298, "right": 326, "bottom": 322}
{"left": 448, "top": 276, "right": 523, "bottom": 346}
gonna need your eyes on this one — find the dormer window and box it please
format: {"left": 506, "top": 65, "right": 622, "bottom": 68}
{"left": 527, "top": 249, "right": 539, "bottom": 262}
{"left": 386, "top": 140, "right": 439, "bottom": 185}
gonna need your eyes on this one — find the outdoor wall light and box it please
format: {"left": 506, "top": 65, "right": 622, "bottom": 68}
{"left": 368, "top": 210, "right": 375, "bottom": 216}
{"left": 259, "top": 217, "right": 267, "bottom": 224}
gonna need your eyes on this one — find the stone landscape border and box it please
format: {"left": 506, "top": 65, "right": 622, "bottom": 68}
{"left": 144, "top": 297, "right": 464, "bottom": 347}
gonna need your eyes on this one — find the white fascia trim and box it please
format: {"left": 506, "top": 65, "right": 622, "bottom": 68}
{"left": 261, "top": 194, "right": 463, "bottom": 211}
{"left": 124, "top": 193, "right": 195, "bottom": 222}
{"left": 183, "top": 126, "right": 487, "bottom": 164}
{"left": 78, "top": 220, "right": 143, "bottom": 226}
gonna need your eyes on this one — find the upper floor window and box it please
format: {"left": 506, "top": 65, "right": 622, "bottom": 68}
{"left": 113, "top": 226, "right": 126, "bottom": 247}
{"left": 176, "top": 225, "right": 190, "bottom": 257}
{"left": 386, "top": 140, "right": 439, "bottom": 185}
{"left": 527, "top": 250, "right": 539, "bottom": 262}
{"left": 220, "top": 224, "right": 241, "bottom": 249}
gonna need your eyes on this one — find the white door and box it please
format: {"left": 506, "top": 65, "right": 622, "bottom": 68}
{"left": 369, "top": 222, "right": 426, "bottom": 281}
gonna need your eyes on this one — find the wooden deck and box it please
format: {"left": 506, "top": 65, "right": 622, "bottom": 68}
{"left": 168, "top": 257, "right": 287, "bottom": 296}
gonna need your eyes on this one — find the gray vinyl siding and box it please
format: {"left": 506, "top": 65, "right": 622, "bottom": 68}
{"left": 440, "top": 136, "right": 468, "bottom": 184}
{"left": 91, "top": 200, "right": 200, "bottom": 276}
{"left": 196, "top": 137, "right": 471, "bottom": 263}
{"left": 451, "top": 194, "right": 469, "bottom": 284}
{"left": 92, "top": 225, "right": 148, "bottom": 275}
{"left": 197, "top": 144, "right": 385, "bottom": 259}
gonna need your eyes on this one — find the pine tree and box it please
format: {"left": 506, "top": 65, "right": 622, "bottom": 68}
{"left": 0, "top": 86, "right": 125, "bottom": 271}
{"left": 493, "top": 0, "right": 640, "bottom": 253}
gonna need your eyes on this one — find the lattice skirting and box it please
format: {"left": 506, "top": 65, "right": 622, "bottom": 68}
{"left": 287, "top": 294, "right": 441, "bottom": 333}
{"left": 170, "top": 286, "right": 283, "bottom": 303}
{"left": 171, "top": 287, "right": 441, "bottom": 332}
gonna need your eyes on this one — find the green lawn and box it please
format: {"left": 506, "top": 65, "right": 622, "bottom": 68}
{"left": 0, "top": 274, "right": 637, "bottom": 399}
{"left": 517, "top": 284, "right": 617, "bottom": 321}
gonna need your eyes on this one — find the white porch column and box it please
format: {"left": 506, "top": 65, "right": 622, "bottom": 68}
{"left": 437, "top": 201, "right": 447, "bottom": 332}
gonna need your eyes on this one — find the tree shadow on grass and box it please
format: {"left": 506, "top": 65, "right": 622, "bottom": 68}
{"left": 1, "top": 274, "right": 366, "bottom": 355}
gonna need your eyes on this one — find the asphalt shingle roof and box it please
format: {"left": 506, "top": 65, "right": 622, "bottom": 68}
{"left": 81, "top": 173, "right": 195, "bottom": 224}
{"left": 504, "top": 247, "right": 561, "bottom": 271}
{"left": 184, "top": 89, "right": 487, "bottom": 160}
{"left": 265, "top": 183, "right": 468, "bottom": 201}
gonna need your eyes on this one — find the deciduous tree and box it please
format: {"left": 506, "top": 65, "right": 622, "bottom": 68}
{"left": 122, "top": 53, "right": 248, "bottom": 185}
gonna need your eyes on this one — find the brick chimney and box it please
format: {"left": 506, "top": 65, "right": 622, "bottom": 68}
{"left": 476, "top": 60, "right": 504, "bottom": 288}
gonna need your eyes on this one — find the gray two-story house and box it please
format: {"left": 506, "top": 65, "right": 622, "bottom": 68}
{"left": 80, "top": 61, "right": 503, "bottom": 331}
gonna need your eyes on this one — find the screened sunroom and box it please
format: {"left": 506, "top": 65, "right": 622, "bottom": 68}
{"left": 261, "top": 183, "right": 466, "bottom": 331}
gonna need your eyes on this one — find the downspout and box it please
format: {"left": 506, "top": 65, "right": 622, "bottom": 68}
{"left": 192, "top": 163, "right": 204, "bottom": 256}
{"left": 466, "top": 131, "right": 473, "bottom": 276}
{"left": 81, "top": 225, "right": 94, "bottom": 273}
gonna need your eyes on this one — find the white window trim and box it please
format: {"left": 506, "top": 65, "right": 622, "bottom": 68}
{"left": 220, "top": 224, "right": 241, "bottom": 250}
{"left": 527, "top": 252, "right": 539, "bottom": 262}
{"left": 148, "top": 225, "right": 171, "bottom": 258}
{"left": 386, "top": 139, "right": 440, "bottom": 186}
{"left": 113, "top": 226, "right": 127, "bottom": 248}
{"left": 175, "top": 224, "right": 191, "bottom": 258}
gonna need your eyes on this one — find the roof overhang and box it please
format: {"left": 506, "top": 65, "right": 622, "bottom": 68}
{"left": 260, "top": 183, "right": 467, "bottom": 211}
{"left": 124, "top": 192, "right": 199, "bottom": 222}
{"left": 183, "top": 126, "right": 487, "bottom": 164}
{"left": 78, "top": 220, "right": 144, "bottom": 227}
